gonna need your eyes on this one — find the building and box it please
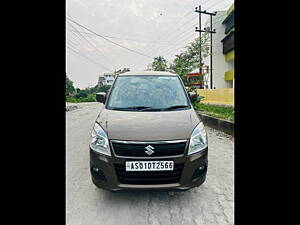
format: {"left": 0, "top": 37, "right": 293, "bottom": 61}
{"left": 98, "top": 68, "right": 130, "bottom": 86}
{"left": 115, "top": 68, "right": 130, "bottom": 75}
{"left": 103, "top": 73, "right": 115, "bottom": 85}
{"left": 183, "top": 65, "right": 209, "bottom": 89}
{"left": 98, "top": 73, "right": 115, "bottom": 86}
{"left": 185, "top": 71, "right": 201, "bottom": 89}
{"left": 97, "top": 76, "right": 105, "bottom": 86}
{"left": 202, "top": 3, "right": 234, "bottom": 89}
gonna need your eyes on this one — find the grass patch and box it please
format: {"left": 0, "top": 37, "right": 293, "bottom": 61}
{"left": 66, "top": 94, "right": 96, "bottom": 103}
{"left": 193, "top": 103, "right": 234, "bottom": 122}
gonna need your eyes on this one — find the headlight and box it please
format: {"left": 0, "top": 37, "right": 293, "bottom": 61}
{"left": 188, "top": 122, "right": 208, "bottom": 155}
{"left": 90, "top": 122, "right": 111, "bottom": 156}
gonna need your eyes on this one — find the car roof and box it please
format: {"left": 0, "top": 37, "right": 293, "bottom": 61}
{"left": 119, "top": 70, "right": 178, "bottom": 76}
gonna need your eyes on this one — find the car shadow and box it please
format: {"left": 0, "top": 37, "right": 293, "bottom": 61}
{"left": 95, "top": 185, "right": 205, "bottom": 205}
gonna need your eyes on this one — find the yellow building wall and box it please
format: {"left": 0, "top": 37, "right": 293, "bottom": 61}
{"left": 225, "top": 50, "right": 234, "bottom": 61}
{"left": 196, "top": 88, "right": 234, "bottom": 106}
{"left": 225, "top": 70, "right": 234, "bottom": 81}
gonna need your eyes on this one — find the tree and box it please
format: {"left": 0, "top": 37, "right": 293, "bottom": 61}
{"left": 66, "top": 75, "right": 75, "bottom": 96}
{"left": 184, "top": 33, "right": 210, "bottom": 70}
{"left": 169, "top": 53, "right": 194, "bottom": 78}
{"left": 149, "top": 56, "right": 168, "bottom": 71}
{"left": 169, "top": 31, "right": 211, "bottom": 87}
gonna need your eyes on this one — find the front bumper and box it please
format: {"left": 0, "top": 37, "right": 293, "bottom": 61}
{"left": 90, "top": 144, "right": 208, "bottom": 191}
{"left": 90, "top": 147, "right": 208, "bottom": 191}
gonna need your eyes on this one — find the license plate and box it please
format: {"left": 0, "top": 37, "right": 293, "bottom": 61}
{"left": 125, "top": 161, "right": 174, "bottom": 171}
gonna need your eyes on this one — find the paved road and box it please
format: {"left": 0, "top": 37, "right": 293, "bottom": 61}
{"left": 66, "top": 102, "right": 234, "bottom": 225}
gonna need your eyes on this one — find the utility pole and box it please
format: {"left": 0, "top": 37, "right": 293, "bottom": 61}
{"left": 195, "top": 6, "right": 216, "bottom": 89}
{"left": 198, "top": 5, "right": 202, "bottom": 89}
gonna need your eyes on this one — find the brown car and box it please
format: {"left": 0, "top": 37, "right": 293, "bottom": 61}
{"left": 90, "top": 71, "right": 208, "bottom": 191}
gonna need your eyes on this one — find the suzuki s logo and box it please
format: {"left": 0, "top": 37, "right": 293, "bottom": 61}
{"left": 144, "top": 145, "right": 155, "bottom": 155}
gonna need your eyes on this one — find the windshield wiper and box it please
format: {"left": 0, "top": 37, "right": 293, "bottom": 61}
{"left": 110, "top": 106, "right": 155, "bottom": 111}
{"left": 110, "top": 105, "right": 189, "bottom": 111}
{"left": 163, "top": 105, "right": 190, "bottom": 111}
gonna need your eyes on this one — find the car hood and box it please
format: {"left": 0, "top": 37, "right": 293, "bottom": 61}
{"left": 96, "top": 109, "right": 201, "bottom": 141}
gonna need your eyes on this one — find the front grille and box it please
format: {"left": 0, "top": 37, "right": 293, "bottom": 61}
{"left": 114, "top": 163, "right": 184, "bottom": 185}
{"left": 112, "top": 141, "right": 187, "bottom": 157}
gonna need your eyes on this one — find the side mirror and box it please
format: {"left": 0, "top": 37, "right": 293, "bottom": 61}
{"left": 96, "top": 92, "right": 106, "bottom": 103}
{"left": 188, "top": 91, "right": 198, "bottom": 103}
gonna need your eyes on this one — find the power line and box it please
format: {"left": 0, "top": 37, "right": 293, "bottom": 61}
{"left": 67, "top": 18, "right": 154, "bottom": 59}
{"left": 134, "top": 10, "right": 197, "bottom": 58}
{"left": 66, "top": 18, "right": 116, "bottom": 71}
{"left": 146, "top": 15, "right": 198, "bottom": 57}
{"left": 67, "top": 38, "right": 78, "bottom": 48}
{"left": 206, "top": 0, "right": 233, "bottom": 11}
{"left": 143, "top": 3, "right": 219, "bottom": 61}
{"left": 67, "top": 28, "right": 109, "bottom": 64}
{"left": 163, "top": 32, "right": 199, "bottom": 59}
{"left": 67, "top": 31, "right": 83, "bottom": 45}
{"left": 160, "top": 31, "right": 199, "bottom": 62}
{"left": 146, "top": 1, "right": 232, "bottom": 64}
{"left": 148, "top": 23, "right": 197, "bottom": 58}
{"left": 124, "top": 8, "right": 199, "bottom": 67}
{"left": 129, "top": 15, "right": 198, "bottom": 69}
{"left": 67, "top": 15, "right": 120, "bottom": 69}
{"left": 67, "top": 49, "right": 106, "bottom": 71}
{"left": 201, "top": 3, "right": 233, "bottom": 28}
{"left": 182, "top": 9, "right": 195, "bottom": 18}
{"left": 67, "top": 21, "right": 117, "bottom": 69}
{"left": 201, "top": 0, "right": 216, "bottom": 6}
{"left": 67, "top": 40, "right": 79, "bottom": 50}
{"left": 68, "top": 28, "right": 118, "bottom": 69}
{"left": 69, "top": 30, "right": 117, "bottom": 69}
{"left": 67, "top": 28, "right": 116, "bottom": 72}
{"left": 67, "top": 46, "right": 114, "bottom": 72}
{"left": 67, "top": 24, "right": 113, "bottom": 64}
{"left": 159, "top": 15, "right": 198, "bottom": 42}
{"left": 195, "top": 5, "right": 218, "bottom": 89}
{"left": 159, "top": 27, "right": 198, "bottom": 57}
{"left": 151, "top": 10, "right": 195, "bottom": 45}
{"left": 67, "top": 30, "right": 181, "bottom": 47}
{"left": 126, "top": 22, "right": 196, "bottom": 69}
{"left": 67, "top": 45, "right": 112, "bottom": 72}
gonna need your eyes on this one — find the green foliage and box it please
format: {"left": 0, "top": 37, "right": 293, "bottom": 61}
{"left": 193, "top": 103, "right": 234, "bottom": 121}
{"left": 197, "top": 96, "right": 205, "bottom": 103}
{"left": 66, "top": 75, "right": 75, "bottom": 96}
{"left": 169, "top": 53, "right": 193, "bottom": 78}
{"left": 66, "top": 94, "right": 96, "bottom": 103}
{"left": 149, "top": 56, "right": 168, "bottom": 71}
{"left": 95, "top": 84, "right": 111, "bottom": 93}
{"left": 184, "top": 34, "right": 210, "bottom": 67}
{"left": 75, "top": 90, "right": 88, "bottom": 98}
{"left": 168, "top": 33, "right": 211, "bottom": 86}
{"left": 66, "top": 82, "right": 111, "bottom": 103}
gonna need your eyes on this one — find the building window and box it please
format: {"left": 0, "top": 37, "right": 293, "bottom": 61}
{"left": 222, "top": 11, "right": 234, "bottom": 34}
{"left": 221, "top": 31, "right": 234, "bottom": 54}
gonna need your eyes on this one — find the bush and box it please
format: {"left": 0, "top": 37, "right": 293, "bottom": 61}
{"left": 65, "top": 84, "right": 111, "bottom": 103}
{"left": 66, "top": 94, "right": 96, "bottom": 103}
{"left": 96, "top": 85, "right": 111, "bottom": 93}
{"left": 75, "top": 90, "right": 88, "bottom": 99}
{"left": 193, "top": 102, "right": 234, "bottom": 121}
{"left": 197, "top": 96, "right": 205, "bottom": 103}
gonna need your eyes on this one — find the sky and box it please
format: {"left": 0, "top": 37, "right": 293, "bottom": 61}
{"left": 66, "top": 0, "right": 233, "bottom": 89}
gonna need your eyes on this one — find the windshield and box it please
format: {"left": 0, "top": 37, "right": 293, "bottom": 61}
{"left": 106, "top": 75, "right": 190, "bottom": 111}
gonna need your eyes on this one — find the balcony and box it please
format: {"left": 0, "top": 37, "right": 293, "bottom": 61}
{"left": 222, "top": 11, "right": 234, "bottom": 34}
{"left": 225, "top": 50, "right": 234, "bottom": 61}
{"left": 225, "top": 70, "right": 234, "bottom": 81}
{"left": 221, "top": 31, "right": 234, "bottom": 54}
